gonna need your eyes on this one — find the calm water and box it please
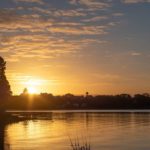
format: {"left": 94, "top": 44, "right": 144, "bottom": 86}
{"left": 2, "top": 111, "right": 150, "bottom": 150}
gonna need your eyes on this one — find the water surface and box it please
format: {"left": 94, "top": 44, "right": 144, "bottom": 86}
{"left": 3, "top": 111, "right": 150, "bottom": 150}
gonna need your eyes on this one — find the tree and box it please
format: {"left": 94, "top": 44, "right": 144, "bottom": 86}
{"left": 0, "top": 56, "right": 12, "bottom": 100}
{"left": 22, "top": 88, "right": 29, "bottom": 95}
{"left": 86, "top": 92, "right": 89, "bottom": 97}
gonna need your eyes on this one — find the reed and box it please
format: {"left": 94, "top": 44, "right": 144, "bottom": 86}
{"left": 69, "top": 137, "right": 91, "bottom": 150}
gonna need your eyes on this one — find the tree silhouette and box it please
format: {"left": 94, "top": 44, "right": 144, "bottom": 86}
{"left": 22, "top": 88, "right": 29, "bottom": 95}
{"left": 0, "top": 123, "right": 5, "bottom": 150}
{"left": 0, "top": 56, "right": 12, "bottom": 100}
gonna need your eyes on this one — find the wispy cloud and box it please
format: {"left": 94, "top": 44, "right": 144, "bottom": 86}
{"left": 83, "top": 16, "right": 108, "bottom": 22}
{"left": 122, "top": 0, "right": 150, "bottom": 4}
{"left": 13, "top": 0, "right": 45, "bottom": 5}
{"left": 69, "top": 0, "right": 111, "bottom": 10}
{"left": 48, "top": 25, "right": 108, "bottom": 35}
{"left": 2, "top": 33, "right": 106, "bottom": 62}
{"left": 131, "top": 52, "right": 142, "bottom": 56}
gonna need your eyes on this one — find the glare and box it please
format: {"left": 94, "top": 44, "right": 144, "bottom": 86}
{"left": 25, "top": 79, "right": 43, "bottom": 86}
{"left": 28, "top": 87, "right": 37, "bottom": 94}
{"left": 22, "top": 78, "right": 44, "bottom": 94}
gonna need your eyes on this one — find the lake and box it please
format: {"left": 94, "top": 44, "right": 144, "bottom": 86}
{"left": 2, "top": 110, "right": 150, "bottom": 150}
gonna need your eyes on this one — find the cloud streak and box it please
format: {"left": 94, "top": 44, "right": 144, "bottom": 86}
{"left": 69, "top": 0, "right": 111, "bottom": 10}
{"left": 13, "top": 0, "right": 45, "bottom": 5}
{"left": 122, "top": 0, "right": 150, "bottom": 3}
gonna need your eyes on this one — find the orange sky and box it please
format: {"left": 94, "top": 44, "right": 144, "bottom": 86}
{"left": 1, "top": 0, "right": 150, "bottom": 95}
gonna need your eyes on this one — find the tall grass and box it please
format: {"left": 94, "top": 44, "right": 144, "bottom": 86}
{"left": 69, "top": 137, "right": 91, "bottom": 150}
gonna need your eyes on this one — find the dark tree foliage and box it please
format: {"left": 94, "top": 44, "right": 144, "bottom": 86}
{"left": 22, "top": 88, "right": 28, "bottom": 95}
{"left": 6, "top": 93, "right": 150, "bottom": 110}
{"left": 0, "top": 56, "right": 12, "bottom": 100}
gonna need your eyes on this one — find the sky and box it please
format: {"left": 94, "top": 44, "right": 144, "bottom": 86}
{"left": 0, "top": 0, "right": 150, "bottom": 95}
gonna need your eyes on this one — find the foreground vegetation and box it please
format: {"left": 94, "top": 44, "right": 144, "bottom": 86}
{"left": 70, "top": 137, "right": 90, "bottom": 150}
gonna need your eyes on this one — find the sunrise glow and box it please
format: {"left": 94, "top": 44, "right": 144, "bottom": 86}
{"left": 23, "top": 79, "right": 44, "bottom": 94}
{"left": 0, "top": 0, "right": 150, "bottom": 149}
{"left": 1, "top": 0, "right": 150, "bottom": 95}
{"left": 28, "top": 87, "right": 38, "bottom": 94}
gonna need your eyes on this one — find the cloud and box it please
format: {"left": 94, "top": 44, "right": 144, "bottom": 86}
{"left": 7, "top": 73, "right": 58, "bottom": 85}
{"left": 131, "top": 52, "right": 142, "bottom": 56}
{"left": 0, "top": 9, "right": 54, "bottom": 31}
{"left": 0, "top": 0, "right": 122, "bottom": 62}
{"left": 1, "top": 33, "right": 106, "bottom": 62}
{"left": 29, "top": 7, "right": 87, "bottom": 17}
{"left": 0, "top": 8, "right": 107, "bottom": 34}
{"left": 122, "top": 0, "right": 150, "bottom": 4}
{"left": 83, "top": 16, "right": 108, "bottom": 22}
{"left": 0, "top": 8, "right": 111, "bottom": 35}
{"left": 112, "top": 13, "right": 124, "bottom": 17}
{"left": 69, "top": 0, "right": 77, "bottom": 5}
{"left": 13, "top": 0, "right": 45, "bottom": 5}
{"left": 48, "top": 25, "right": 107, "bottom": 35}
{"left": 69, "top": 0, "right": 111, "bottom": 10}
{"left": 53, "top": 9, "right": 86, "bottom": 17}
{"left": 0, "top": 8, "right": 109, "bottom": 61}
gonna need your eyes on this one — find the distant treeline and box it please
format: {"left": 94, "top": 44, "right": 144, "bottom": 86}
{"left": 4, "top": 93, "right": 150, "bottom": 110}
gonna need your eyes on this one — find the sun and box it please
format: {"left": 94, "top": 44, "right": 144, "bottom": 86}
{"left": 22, "top": 78, "right": 45, "bottom": 94}
{"left": 28, "top": 87, "right": 38, "bottom": 94}
{"left": 25, "top": 79, "right": 40, "bottom": 94}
